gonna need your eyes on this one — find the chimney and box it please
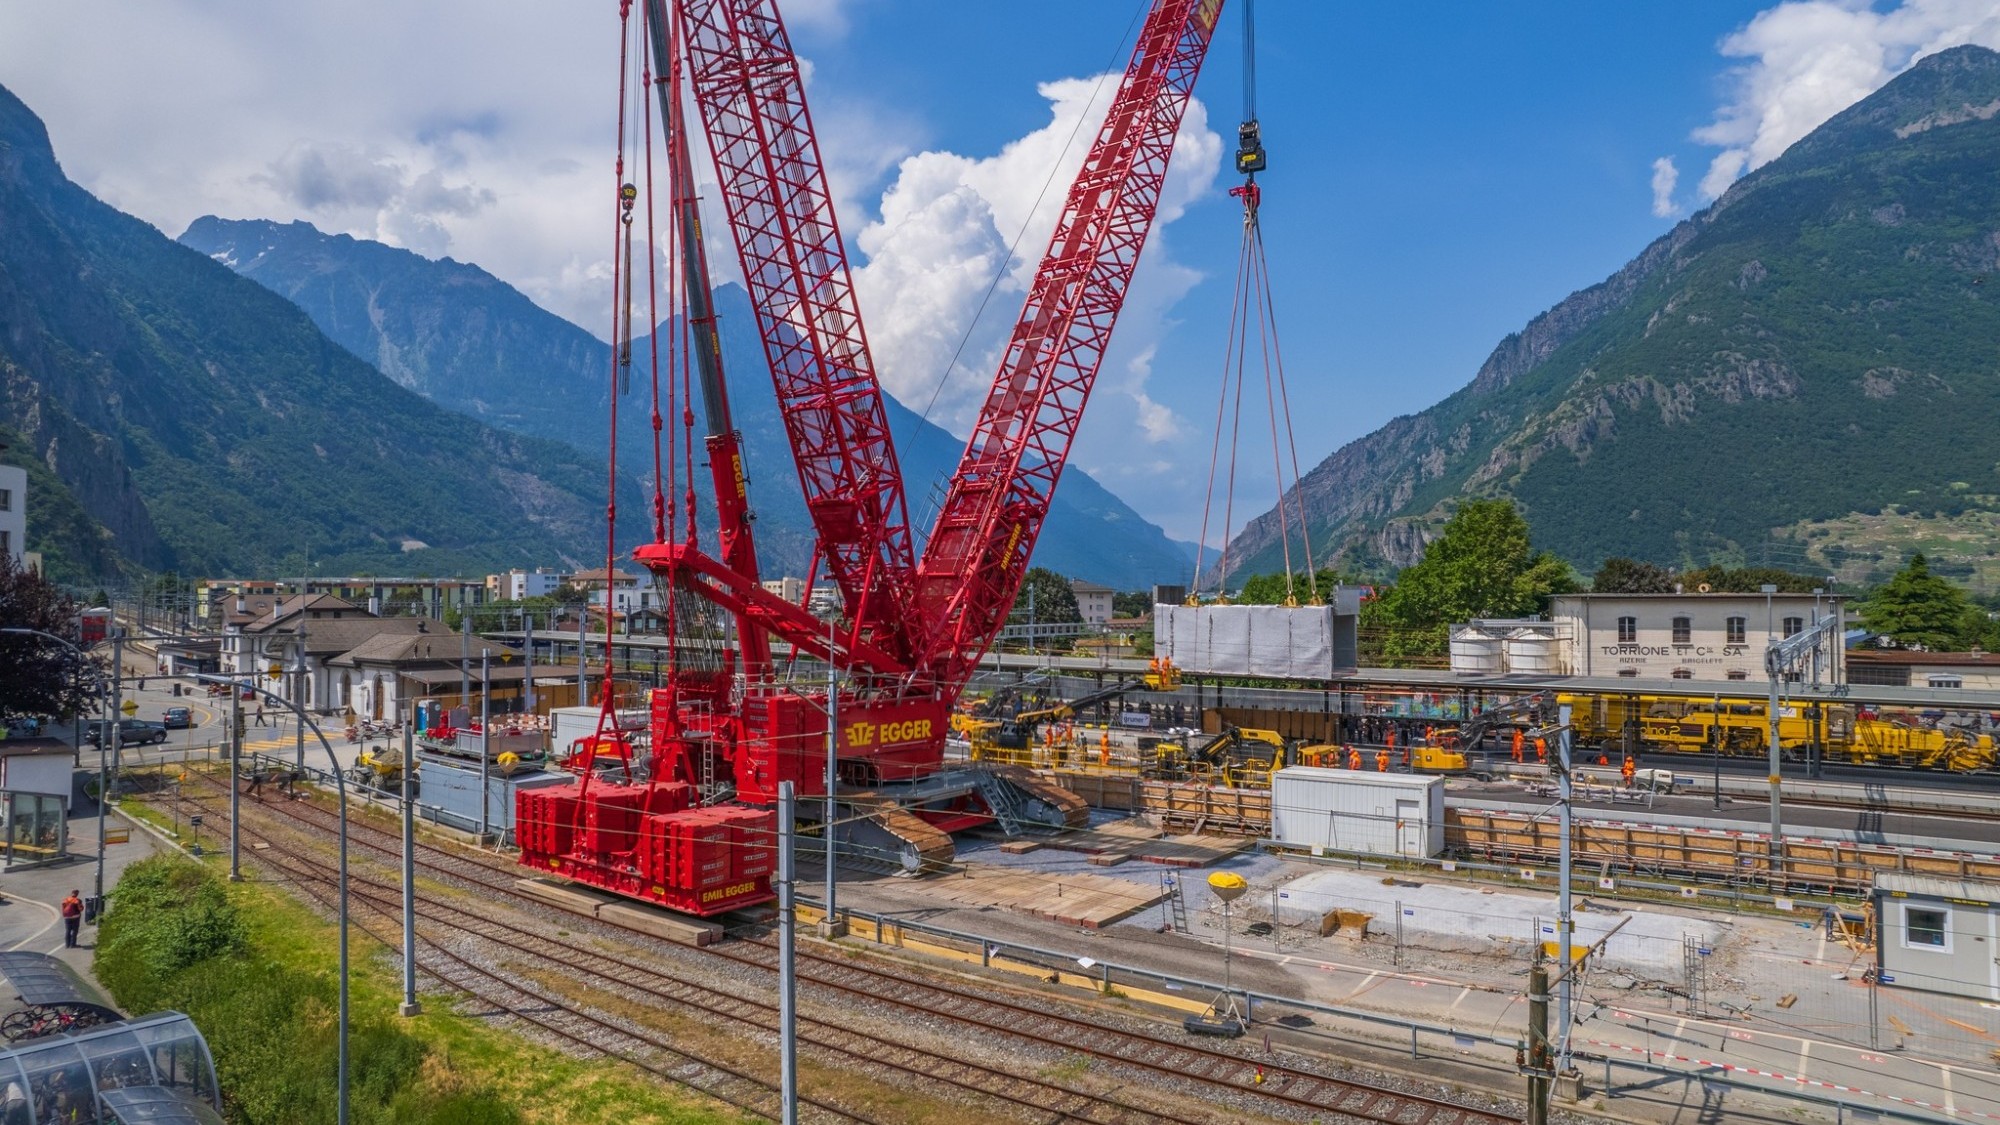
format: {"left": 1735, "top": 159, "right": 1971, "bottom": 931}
{"left": 235, "top": 596, "right": 245, "bottom": 613}
{"left": 368, "top": 595, "right": 381, "bottom": 616}
{"left": 1674, "top": 583, "right": 1683, "bottom": 595}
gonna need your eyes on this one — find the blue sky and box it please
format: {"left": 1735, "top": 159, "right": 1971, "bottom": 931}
{"left": 3, "top": 0, "right": 1997, "bottom": 544}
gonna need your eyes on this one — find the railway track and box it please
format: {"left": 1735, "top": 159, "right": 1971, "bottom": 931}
{"left": 162, "top": 770, "right": 1522, "bottom": 1125}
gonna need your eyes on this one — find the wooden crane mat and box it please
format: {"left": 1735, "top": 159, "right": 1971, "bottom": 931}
{"left": 1033, "top": 820, "right": 1254, "bottom": 869}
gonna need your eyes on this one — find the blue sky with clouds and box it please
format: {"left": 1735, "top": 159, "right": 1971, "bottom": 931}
{"left": 3, "top": 1, "right": 1998, "bottom": 543}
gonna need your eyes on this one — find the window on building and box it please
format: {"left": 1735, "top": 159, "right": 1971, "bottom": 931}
{"left": 1928, "top": 674, "right": 1964, "bottom": 689}
{"left": 1617, "top": 668, "right": 1639, "bottom": 678}
{"left": 0, "top": 487, "right": 10, "bottom": 511}
{"left": 0, "top": 530, "right": 9, "bottom": 556}
{"left": 1671, "top": 668, "right": 1693, "bottom": 680}
{"left": 1783, "top": 616, "right": 1803, "bottom": 638}
{"left": 1726, "top": 616, "right": 1747, "bottom": 645}
{"left": 1671, "top": 617, "right": 1691, "bottom": 645}
{"left": 1726, "top": 669, "right": 1748, "bottom": 681}
{"left": 1617, "top": 616, "right": 1637, "bottom": 644}
{"left": 1906, "top": 907, "right": 1948, "bottom": 949}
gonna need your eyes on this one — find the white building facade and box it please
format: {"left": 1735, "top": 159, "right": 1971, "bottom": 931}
{"left": 1070, "top": 579, "right": 1115, "bottom": 627}
{"left": 0, "top": 463, "right": 24, "bottom": 567}
{"left": 1546, "top": 592, "right": 1844, "bottom": 683}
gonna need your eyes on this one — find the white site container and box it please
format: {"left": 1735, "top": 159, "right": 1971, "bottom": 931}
{"left": 1270, "top": 766, "right": 1445, "bottom": 859}
{"left": 550, "top": 705, "right": 648, "bottom": 758}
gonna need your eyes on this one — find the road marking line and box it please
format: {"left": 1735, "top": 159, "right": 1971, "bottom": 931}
{"left": 1943, "top": 1064, "right": 1955, "bottom": 1116}
{"left": 1346, "top": 971, "right": 1380, "bottom": 999}
{"left": 1449, "top": 985, "right": 1472, "bottom": 1012}
{"left": 1795, "top": 1039, "right": 1810, "bottom": 1085}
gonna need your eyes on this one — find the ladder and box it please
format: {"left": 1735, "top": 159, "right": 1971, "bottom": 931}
{"left": 1162, "top": 871, "right": 1189, "bottom": 933}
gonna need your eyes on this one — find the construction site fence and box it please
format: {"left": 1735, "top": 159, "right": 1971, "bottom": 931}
{"left": 1040, "top": 769, "right": 1999, "bottom": 900}
{"left": 797, "top": 895, "right": 1954, "bottom": 1125}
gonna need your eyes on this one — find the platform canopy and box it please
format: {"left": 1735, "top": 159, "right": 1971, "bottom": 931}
{"left": 0, "top": 1011, "right": 219, "bottom": 1124}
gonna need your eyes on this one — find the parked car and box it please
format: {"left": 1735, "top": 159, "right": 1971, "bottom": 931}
{"left": 162, "top": 707, "right": 194, "bottom": 730}
{"left": 84, "top": 719, "right": 169, "bottom": 747}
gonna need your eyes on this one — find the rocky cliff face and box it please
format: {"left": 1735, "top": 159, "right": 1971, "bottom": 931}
{"left": 1226, "top": 45, "right": 2000, "bottom": 583}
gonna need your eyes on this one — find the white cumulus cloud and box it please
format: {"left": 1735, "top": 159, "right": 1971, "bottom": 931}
{"left": 1648, "top": 156, "right": 1681, "bottom": 218}
{"left": 851, "top": 74, "right": 1220, "bottom": 438}
{"left": 1693, "top": 0, "right": 2000, "bottom": 200}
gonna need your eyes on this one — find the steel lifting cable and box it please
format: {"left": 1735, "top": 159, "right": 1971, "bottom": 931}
{"left": 1188, "top": 0, "right": 1315, "bottom": 605}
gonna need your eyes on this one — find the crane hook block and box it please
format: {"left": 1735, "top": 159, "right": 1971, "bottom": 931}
{"left": 1235, "top": 120, "right": 1267, "bottom": 175}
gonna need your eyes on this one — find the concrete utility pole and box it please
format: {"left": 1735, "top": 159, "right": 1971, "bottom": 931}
{"left": 523, "top": 611, "right": 537, "bottom": 716}
{"left": 294, "top": 627, "right": 309, "bottom": 773}
{"left": 229, "top": 675, "right": 243, "bottom": 883}
{"left": 1555, "top": 705, "right": 1575, "bottom": 1078}
{"left": 1762, "top": 583, "right": 1781, "bottom": 865}
{"left": 399, "top": 712, "right": 420, "bottom": 1017}
{"left": 821, "top": 615, "right": 844, "bottom": 937}
{"left": 1527, "top": 962, "right": 1551, "bottom": 1125}
{"left": 104, "top": 630, "right": 123, "bottom": 903}
{"left": 479, "top": 649, "right": 492, "bottom": 840}
{"left": 777, "top": 781, "right": 799, "bottom": 1125}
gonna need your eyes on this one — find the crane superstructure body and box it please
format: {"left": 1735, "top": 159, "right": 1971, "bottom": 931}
{"left": 520, "top": 0, "right": 1228, "bottom": 914}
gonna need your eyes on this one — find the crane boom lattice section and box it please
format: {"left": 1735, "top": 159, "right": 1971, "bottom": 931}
{"left": 915, "top": 0, "right": 1224, "bottom": 690}
{"left": 680, "top": 0, "right": 919, "bottom": 663}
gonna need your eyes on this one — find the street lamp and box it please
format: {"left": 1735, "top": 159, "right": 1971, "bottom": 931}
{"left": 0, "top": 627, "right": 114, "bottom": 904}
{"left": 195, "top": 670, "right": 352, "bottom": 1125}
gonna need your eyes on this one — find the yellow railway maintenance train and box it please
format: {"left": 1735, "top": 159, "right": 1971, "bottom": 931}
{"left": 1557, "top": 693, "right": 1997, "bottom": 773}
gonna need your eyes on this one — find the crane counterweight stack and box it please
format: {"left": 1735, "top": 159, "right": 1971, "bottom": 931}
{"left": 520, "top": 0, "right": 1231, "bottom": 913}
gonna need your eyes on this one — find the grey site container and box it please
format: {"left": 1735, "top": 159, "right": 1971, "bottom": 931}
{"left": 415, "top": 754, "right": 570, "bottom": 838}
{"left": 1269, "top": 766, "right": 1445, "bottom": 859}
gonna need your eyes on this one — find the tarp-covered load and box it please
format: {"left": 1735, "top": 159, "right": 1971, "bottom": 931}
{"left": 1157, "top": 602, "right": 1357, "bottom": 679}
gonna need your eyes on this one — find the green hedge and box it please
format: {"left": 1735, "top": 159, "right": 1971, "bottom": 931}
{"left": 97, "top": 856, "right": 521, "bottom": 1125}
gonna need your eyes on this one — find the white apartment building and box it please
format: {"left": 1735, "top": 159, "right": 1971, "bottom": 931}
{"left": 486, "top": 568, "right": 569, "bottom": 602}
{"left": 761, "top": 576, "right": 806, "bottom": 605}
{"left": 0, "top": 461, "right": 24, "bottom": 568}
{"left": 1070, "top": 579, "right": 1115, "bottom": 627}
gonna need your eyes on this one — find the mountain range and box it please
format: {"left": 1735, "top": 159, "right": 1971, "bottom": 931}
{"left": 177, "top": 218, "right": 1199, "bottom": 589}
{"left": 0, "top": 82, "right": 624, "bottom": 583}
{"left": 1225, "top": 45, "right": 2000, "bottom": 593}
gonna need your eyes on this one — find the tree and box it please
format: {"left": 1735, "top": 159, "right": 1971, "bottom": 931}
{"left": 1007, "top": 568, "right": 1081, "bottom": 626}
{"left": 1236, "top": 567, "right": 1355, "bottom": 605}
{"left": 1592, "top": 557, "right": 1675, "bottom": 594}
{"left": 0, "top": 556, "right": 100, "bottom": 723}
{"left": 1112, "top": 590, "right": 1156, "bottom": 618}
{"left": 1375, "top": 499, "right": 1578, "bottom": 661}
{"left": 1862, "top": 552, "right": 1969, "bottom": 650}
{"left": 1679, "top": 565, "right": 1822, "bottom": 594}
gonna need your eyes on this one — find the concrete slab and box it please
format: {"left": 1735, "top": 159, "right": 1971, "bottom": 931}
{"left": 1276, "top": 867, "right": 1727, "bottom": 975}
{"left": 597, "top": 902, "right": 723, "bottom": 947}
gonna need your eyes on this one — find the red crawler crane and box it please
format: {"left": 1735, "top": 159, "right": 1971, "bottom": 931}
{"left": 520, "top": 0, "right": 1227, "bottom": 914}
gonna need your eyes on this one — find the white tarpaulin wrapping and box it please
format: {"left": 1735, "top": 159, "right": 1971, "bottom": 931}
{"left": 1157, "top": 604, "right": 1335, "bottom": 679}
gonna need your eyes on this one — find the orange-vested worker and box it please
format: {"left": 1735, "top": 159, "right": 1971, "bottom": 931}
{"left": 1347, "top": 746, "right": 1362, "bottom": 771}
{"left": 1622, "top": 755, "right": 1637, "bottom": 787}
{"left": 1597, "top": 751, "right": 1610, "bottom": 767}
{"left": 1386, "top": 726, "right": 1397, "bottom": 750}
{"left": 1100, "top": 730, "right": 1111, "bottom": 767}
{"left": 1376, "top": 749, "right": 1390, "bottom": 773}
{"left": 1534, "top": 736, "right": 1547, "bottom": 764}
{"left": 1511, "top": 729, "right": 1524, "bottom": 763}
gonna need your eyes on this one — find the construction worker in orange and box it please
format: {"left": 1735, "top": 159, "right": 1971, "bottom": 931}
{"left": 1511, "top": 728, "right": 1524, "bottom": 763}
{"left": 1534, "top": 736, "right": 1547, "bottom": 764}
{"left": 1099, "top": 730, "right": 1111, "bottom": 767}
{"left": 1347, "top": 745, "right": 1362, "bottom": 771}
{"left": 1596, "top": 750, "right": 1610, "bottom": 767}
{"left": 1375, "top": 748, "right": 1390, "bottom": 773}
{"left": 1621, "top": 754, "right": 1637, "bottom": 788}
